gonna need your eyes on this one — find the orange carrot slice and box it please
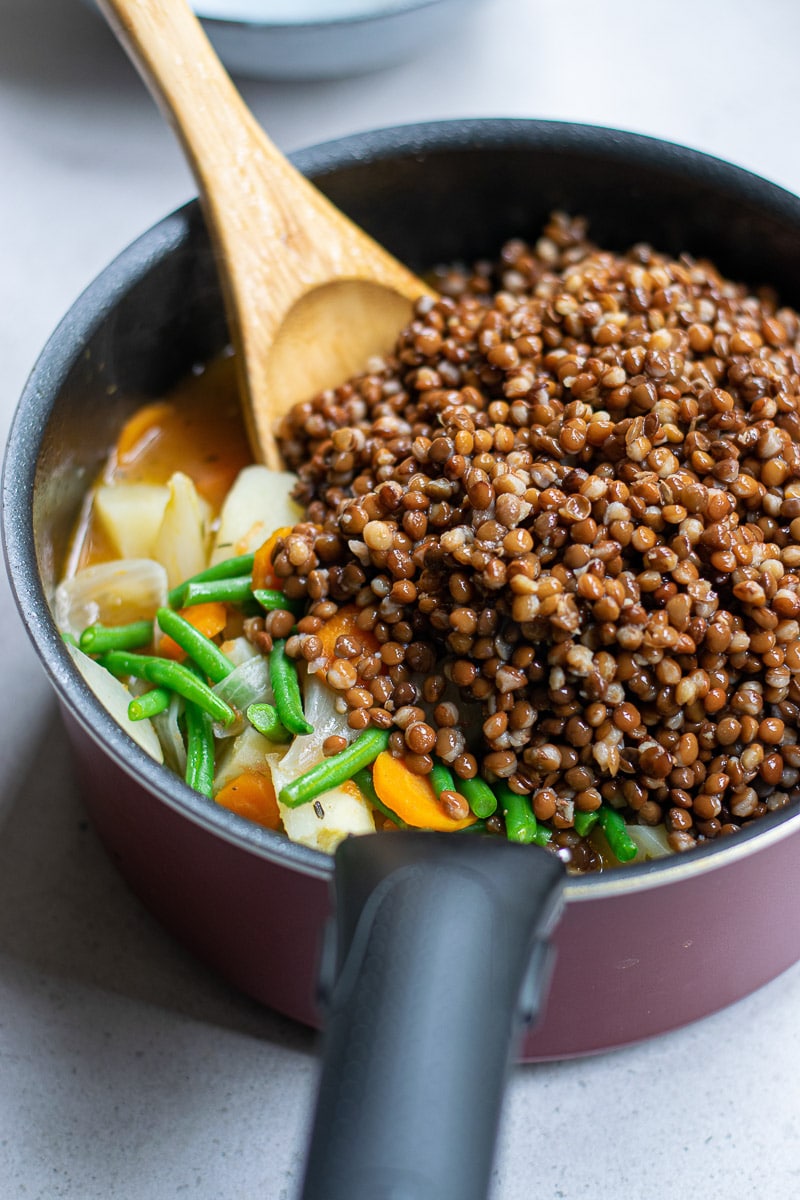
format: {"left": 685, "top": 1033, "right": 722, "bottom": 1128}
{"left": 114, "top": 401, "right": 175, "bottom": 464}
{"left": 111, "top": 385, "right": 251, "bottom": 509}
{"left": 158, "top": 601, "right": 228, "bottom": 661}
{"left": 252, "top": 526, "right": 293, "bottom": 590}
{"left": 215, "top": 770, "right": 281, "bottom": 831}
{"left": 372, "top": 752, "right": 476, "bottom": 832}
{"left": 316, "top": 605, "right": 380, "bottom": 674}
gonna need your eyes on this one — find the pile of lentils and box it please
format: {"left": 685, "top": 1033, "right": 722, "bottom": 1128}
{"left": 265, "top": 212, "right": 800, "bottom": 870}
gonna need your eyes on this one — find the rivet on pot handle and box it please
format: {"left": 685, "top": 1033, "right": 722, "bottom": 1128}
{"left": 301, "top": 832, "right": 566, "bottom": 1200}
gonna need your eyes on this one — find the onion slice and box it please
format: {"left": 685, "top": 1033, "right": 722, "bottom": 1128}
{"left": 212, "top": 655, "right": 272, "bottom": 738}
{"left": 65, "top": 642, "right": 163, "bottom": 763}
{"left": 152, "top": 691, "right": 187, "bottom": 775}
{"left": 625, "top": 823, "right": 672, "bottom": 860}
{"left": 55, "top": 558, "right": 167, "bottom": 638}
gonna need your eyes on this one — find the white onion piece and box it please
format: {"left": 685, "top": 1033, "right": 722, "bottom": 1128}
{"left": 269, "top": 669, "right": 353, "bottom": 797}
{"left": 65, "top": 642, "right": 163, "bottom": 763}
{"left": 214, "top": 725, "right": 284, "bottom": 793}
{"left": 152, "top": 472, "right": 209, "bottom": 588}
{"left": 211, "top": 464, "right": 302, "bottom": 564}
{"left": 268, "top": 671, "right": 374, "bottom": 851}
{"left": 625, "top": 823, "right": 672, "bottom": 860}
{"left": 218, "top": 636, "right": 261, "bottom": 667}
{"left": 211, "top": 655, "right": 272, "bottom": 738}
{"left": 279, "top": 780, "right": 375, "bottom": 854}
{"left": 55, "top": 558, "right": 167, "bottom": 637}
{"left": 152, "top": 691, "right": 187, "bottom": 776}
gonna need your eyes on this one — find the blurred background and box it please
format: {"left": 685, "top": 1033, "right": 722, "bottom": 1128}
{"left": 2, "top": 1, "right": 800, "bottom": 1196}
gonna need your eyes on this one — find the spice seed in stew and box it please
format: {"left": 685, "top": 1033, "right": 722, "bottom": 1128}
{"left": 273, "top": 211, "right": 800, "bottom": 866}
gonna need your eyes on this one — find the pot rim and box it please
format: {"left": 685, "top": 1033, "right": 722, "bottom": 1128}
{"left": 6, "top": 115, "right": 800, "bottom": 899}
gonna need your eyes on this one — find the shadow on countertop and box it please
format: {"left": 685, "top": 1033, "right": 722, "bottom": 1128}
{"left": 0, "top": 0, "right": 349, "bottom": 114}
{"left": 0, "top": 702, "right": 317, "bottom": 1055}
{"left": 0, "top": 708, "right": 315, "bottom": 1198}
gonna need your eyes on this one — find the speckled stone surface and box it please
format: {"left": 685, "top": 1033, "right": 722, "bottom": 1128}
{"left": 3, "top": 1, "right": 800, "bottom": 1196}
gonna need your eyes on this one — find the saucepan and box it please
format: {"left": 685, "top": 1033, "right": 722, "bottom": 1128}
{"left": 6, "top": 119, "right": 800, "bottom": 1197}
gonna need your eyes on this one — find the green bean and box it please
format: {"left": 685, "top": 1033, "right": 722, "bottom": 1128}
{"left": 495, "top": 781, "right": 544, "bottom": 845}
{"left": 128, "top": 688, "right": 171, "bottom": 722}
{"left": 573, "top": 809, "right": 600, "bottom": 838}
{"left": 352, "top": 767, "right": 406, "bottom": 828}
{"left": 269, "top": 639, "right": 313, "bottom": 736}
{"left": 252, "top": 588, "right": 302, "bottom": 614}
{"left": 61, "top": 632, "right": 79, "bottom": 647}
{"left": 100, "top": 650, "right": 235, "bottom": 726}
{"left": 429, "top": 761, "right": 456, "bottom": 798}
{"left": 247, "top": 702, "right": 291, "bottom": 743}
{"left": 184, "top": 701, "right": 215, "bottom": 797}
{"left": 167, "top": 553, "right": 256, "bottom": 608}
{"left": 279, "top": 728, "right": 390, "bottom": 808}
{"left": 180, "top": 575, "right": 255, "bottom": 607}
{"left": 156, "top": 607, "right": 233, "bottom": 683}
{"left": 79, "top": 619, "right": 153, "bottom": 655}
{"left": 597, "top": 804, "right": 639, "bottom": 863}
{"left": 456, "top": 775, "right": 497, "bottom": 819}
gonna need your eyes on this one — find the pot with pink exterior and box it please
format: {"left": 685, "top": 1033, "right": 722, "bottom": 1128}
{"left": 6, "top": 120, "right": 800, "bottom": 1198}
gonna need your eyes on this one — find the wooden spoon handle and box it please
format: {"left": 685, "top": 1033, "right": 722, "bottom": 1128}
{"left": 97, "top": 1, "right": 333, "bottom": 283}
{"left": 96, "top": 0, "right": 429, "bottom": 465}
{"left": 98, "top": 0, "right": 425, "bottom": 297}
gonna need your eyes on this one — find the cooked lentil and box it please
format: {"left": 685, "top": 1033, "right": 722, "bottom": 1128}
{"left": 271, "top": 211, "right": 800, "bottom": 867}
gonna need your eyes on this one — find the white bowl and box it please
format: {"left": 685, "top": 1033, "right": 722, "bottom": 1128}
{"left": 195, "top": 0, "right": 484, "bottom": 80}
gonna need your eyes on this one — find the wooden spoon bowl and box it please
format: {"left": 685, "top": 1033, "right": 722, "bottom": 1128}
{"left": 97, "top": 0, "right": 433, "bottom": 468}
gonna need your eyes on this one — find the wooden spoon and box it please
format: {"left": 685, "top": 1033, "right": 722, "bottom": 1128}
{"left": 97, "top": 0, "right": 433, "bottom": 468}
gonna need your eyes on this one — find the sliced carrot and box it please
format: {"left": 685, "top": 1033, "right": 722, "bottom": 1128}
{"left": 215, "top": 770, "right": 281, "bottom": 831}
{"left": 158, "top": 601, "right": 228, "bottom": 661}
{"left": 316, "top": 605, "right": 380, "bottom": 674}
{"left": 110, "top": 369, "right": 252, "bottom": 509}
{"left": 252, "top": 526, "right": 293, "bottom": 590}
{"left": 114, "top": 401, "right": 176, "bottom": 464}
{"left": 372, "top": 752, "right": 477, "bottom": 832}
{"left": 340, "top": 779, "right": 367, "bottom": 803}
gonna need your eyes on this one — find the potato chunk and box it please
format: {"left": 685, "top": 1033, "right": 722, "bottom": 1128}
{"left": 211, "top": 465, "right": 302, "bottom": 564}
{"left": 94, "top": 482, "right": 170, "bottom": 559}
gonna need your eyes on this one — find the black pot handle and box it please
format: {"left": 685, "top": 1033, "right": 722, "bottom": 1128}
{"left": 301, "top": 831, "right": 566, "bottom": 1200}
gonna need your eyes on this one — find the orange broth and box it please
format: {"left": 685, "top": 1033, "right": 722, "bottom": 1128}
{"left": 76, "top": 356, "right": 253, "bottom": 569}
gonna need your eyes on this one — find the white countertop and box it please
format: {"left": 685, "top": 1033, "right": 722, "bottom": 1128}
{"left": 3, "top": 0, "right": 800, "bottom": 1196}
